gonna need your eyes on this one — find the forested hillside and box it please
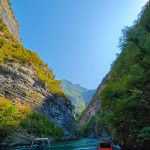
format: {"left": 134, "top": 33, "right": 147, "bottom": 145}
{"left": 78, "top": 2, "right": 150, "bottom": 150}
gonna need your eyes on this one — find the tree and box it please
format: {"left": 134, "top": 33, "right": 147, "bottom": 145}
{"left": 0, "top": 99, "right": 20, "bottom": 138}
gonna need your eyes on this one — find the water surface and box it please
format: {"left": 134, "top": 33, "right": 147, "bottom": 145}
{"left": 6, "top": 138, "right": 99, "bottom": 150}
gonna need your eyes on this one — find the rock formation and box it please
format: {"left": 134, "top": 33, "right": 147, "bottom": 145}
{"left": 79, "top": 75, "right": 108, "bottom": 125}
{"left": 0, "top": 0, "right": 20, "bottom": 42}
{"left": 0, "top": 63, "right": 74, "bottom": 134}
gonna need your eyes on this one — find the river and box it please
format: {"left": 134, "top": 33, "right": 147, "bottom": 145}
{"left": 3, "top": 138, "right": 100, "bottom": 150}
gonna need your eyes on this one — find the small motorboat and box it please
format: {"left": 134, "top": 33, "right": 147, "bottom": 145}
{"left": 97, "top": 142, "right": 113, "bottom": 150}
{"left": 97, "top": 141, "right": 121, "bottom": 150}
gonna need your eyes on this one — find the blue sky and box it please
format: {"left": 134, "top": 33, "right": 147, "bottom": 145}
{"left": 11, "top": 0, "right": 148, "bottom": 89}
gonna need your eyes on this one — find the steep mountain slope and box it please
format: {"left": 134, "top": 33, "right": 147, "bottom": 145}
{"left": 60, "top": 79, "right": 95, "bottom": 117}
{"left": 78, "top": 2, "right": 150, "bottom": 149}
{"left": 83, "top": 89, "right": 96, "bottom": 105}
{"left": 79, "top": 75, "right": 108, "bottom": 125}
{"left": 0, "top": 2, "right": 75, "bottom": 146}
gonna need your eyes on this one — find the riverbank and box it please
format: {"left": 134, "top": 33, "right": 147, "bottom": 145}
{"left": 0, "top": 133, "right": 79, "bottom": 149}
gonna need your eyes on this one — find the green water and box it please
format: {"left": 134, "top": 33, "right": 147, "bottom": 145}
{"left": 6, "top": 138, "right": 99, "bottom": 150}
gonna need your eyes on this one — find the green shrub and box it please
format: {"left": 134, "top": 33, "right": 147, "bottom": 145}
{"left": 20, "top": 112, "right": 64, "bottom": 139}
{"left": 0, "top": 98, "right": 64, "bottom": 140}
{"left": 0, "top": 98, "right": 20, "bottom": 138}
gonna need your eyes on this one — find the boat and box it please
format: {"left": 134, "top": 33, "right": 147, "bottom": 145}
{"left": 97, "top": 141, "right": 113, "bottom": 150}
{"left": 97, "top": 141, "right": 121, "bottom": 150}
{"left": 31, "top": 138, "right": 50, "bottom": 150}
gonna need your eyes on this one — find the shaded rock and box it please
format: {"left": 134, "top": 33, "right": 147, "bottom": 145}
{"left": 79, "top": 75, "right": 108, "bottom": 125}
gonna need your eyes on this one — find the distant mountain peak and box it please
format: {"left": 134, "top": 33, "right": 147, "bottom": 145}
{"left": 60, "top": 79, "right": 96, "bottom": 118}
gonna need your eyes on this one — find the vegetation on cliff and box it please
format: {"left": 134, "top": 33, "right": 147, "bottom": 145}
{"left": 78, "top": 2, "right": 150, "bottom": 149}
{"left": 0, "top": 19, "right": 63, "bottom": 95}
{"left": 0, "top": 97, "right": 64, "bottom": 140}
{"left": 100, "top": 3, "right": 150, "bottom": 148}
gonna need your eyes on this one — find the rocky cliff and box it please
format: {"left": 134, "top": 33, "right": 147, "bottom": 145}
{"left": 0, "top": 0, "right": 20, "bottom": 42}
{"left": 79, "top": 75, "right": 108, "bottom": 125}
{"left": 0, "top": 63, "right": 74, "bottom": 134}
{"left": 0, "top": 2, "right": 75, "bottom": 143}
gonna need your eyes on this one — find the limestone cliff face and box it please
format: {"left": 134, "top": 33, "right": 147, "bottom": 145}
{"left": 0, "top": 63, "right": 74, "bottom": 135}
{"left": 0, "top": 0, "right": 20, "bottom": 42}
{"left": 0, "top": 0, "right": 75, "bottom": 139}
{"left": 79, "top": 75, "right": 108, "bottom": 125}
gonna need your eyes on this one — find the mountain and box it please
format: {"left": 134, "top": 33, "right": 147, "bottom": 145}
{"left": 60, "top": 79, "right": 95, "bottom": 117}
{"left": 78, "top": 2, "right": 150, "bottom": 149}
{"left": 0, "top": 0, "right": 75, "bottom": 146}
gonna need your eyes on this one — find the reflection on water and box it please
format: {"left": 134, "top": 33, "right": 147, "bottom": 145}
{"left": 3, "top": 138, "right": 99, "bottom": 150}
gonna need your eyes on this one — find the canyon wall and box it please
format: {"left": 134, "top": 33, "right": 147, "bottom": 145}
{"left": 79, "top": 75, "right": 108, "bottom": 125}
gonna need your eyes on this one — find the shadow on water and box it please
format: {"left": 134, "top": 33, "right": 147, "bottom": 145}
{"left": 1, "top": 138, "right": 99, "bottom": 150}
